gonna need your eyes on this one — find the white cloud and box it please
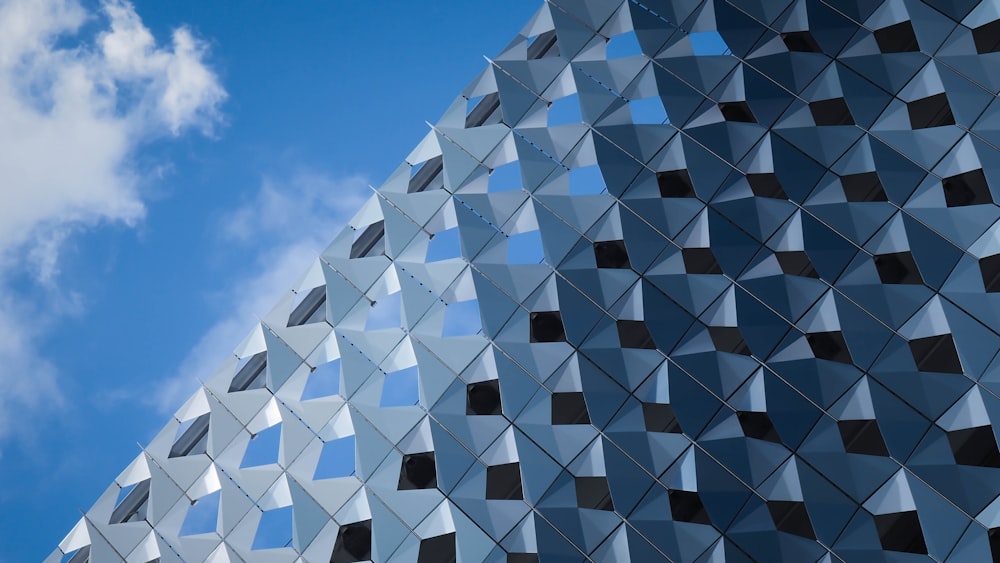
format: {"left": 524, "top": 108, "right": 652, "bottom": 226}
{"left": 153, "top": 172, "right": 371, "bottom": 412}
{"left": 0, "top": 0, "right": 224, "bottom": 439}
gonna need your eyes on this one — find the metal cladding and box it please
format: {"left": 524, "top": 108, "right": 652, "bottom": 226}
{"left": 51, "top": 1, "right": 1000, "bottom": 561}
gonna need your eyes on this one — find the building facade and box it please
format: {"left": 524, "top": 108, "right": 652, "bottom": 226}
{"left": 52, "top": 0, "right": 1000, "bottom": 561}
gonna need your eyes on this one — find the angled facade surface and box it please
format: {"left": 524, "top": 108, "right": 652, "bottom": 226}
{"left": 51, "top": 0, "right": 1000, "bottom": 561}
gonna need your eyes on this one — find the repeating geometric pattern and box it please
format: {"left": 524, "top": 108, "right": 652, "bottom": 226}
{"left": 50, "top": 0, "right": 1000, "bottom": 561}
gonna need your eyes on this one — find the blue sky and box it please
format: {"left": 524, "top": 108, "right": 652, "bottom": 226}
{"left": 0, "top": 1, "right": 538, "bottom": 560}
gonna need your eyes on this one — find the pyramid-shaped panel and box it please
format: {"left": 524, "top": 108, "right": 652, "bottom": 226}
{"left": 51, "top": 1, "right": 1000, "bottom": 561}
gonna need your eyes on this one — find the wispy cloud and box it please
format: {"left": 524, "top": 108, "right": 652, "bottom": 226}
{"left": 0, "top": 0, "right": 224, "bottom": 439}
{"left": 153, "top": 171, "right": 371, "bottom": 412}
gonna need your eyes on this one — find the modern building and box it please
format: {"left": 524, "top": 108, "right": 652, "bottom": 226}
{"left": 51, "top": 0, "right": 1000, "bottom": 561}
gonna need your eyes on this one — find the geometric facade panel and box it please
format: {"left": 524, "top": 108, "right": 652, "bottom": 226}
{"left": 51, "top": 0, "right": 1000, "bottom": 561}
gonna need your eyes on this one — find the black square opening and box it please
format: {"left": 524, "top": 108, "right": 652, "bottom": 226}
{"left": 575, "top": 476, "right": 614, "bottom": 511}
{"left": 719, "top": 101, "right": 757, "bottom": 123}
{"left": 838, "top": 419, "right": 889, "bottom": 457}
{"left": 643, "top": 402, "right": 682, "bottom": 433}
{"left": 398, "top": 452, "right": 437, "bottom": 490}
{"left": 907, "top": 93, "right": 955, "bottom": 129}
{"left": 874, "top": 21, "right": 920, "bottom": 53}
{"left": 947, "top": 425, "right": 1000, "bottom": 468}
{"left": 873, "top": 511, "right": 928, "bottom": 554}
{"left": 873, "top": 251, "right": 922, "bottom": 285}
{"left": 682, "top": 247, "right": 723, "bottom": 275}
{"left": 530, "top": 311, "right": 566, "bottom": 343}
{"left": 418, "top": 533, "right": 456, "bottom": 563}
{"left": 746, "top": 173, "right": 788, "bottom": 199}
{"left": 781, "top": 31, "right": 822, "bottom": 53}
{"left": 981, "top": 254, "right": 1000, "bottom": 293}
{"left": 594, "top": 240, "right": 631, "bottom": 269}
{"left": 708, "top": 326, "right": 751, "bottom": 355}
{"left": 989, "top": 527, "right": 1000, "bottom": 562}
{"left": 737, "top": 411, "right": 781, "bottom": 443}
{"left": 331, "top": 520, "right": 372, "bottom": 563}
{"left": 943, "top": 169, "right": 992, "bottom": 207}
{"left": 617, "top": 319, "right": 656, "bottom": 349}
{"left": 657, "top": 169, "right": 696, "bottom": 198}
{"left": 668, "top": 489, "right": 712, "bottom": 524}
{"left": 552, "top": 392, "right": 591, "bottom": 425}
{"left": 807, "top": 331, "right": 853, "bottom": 364}
{"left": 776, "top": 251, "right": 819, "bottom": 278}
{"left": 768, "top": 500, "right": 816, "bottom": 539}
{"left": 486, "top": 462, "right": 524, "bottom": 500}
{"left": 974, "top": 20, "right": 1000, "bottom": 54}
{"left": 467, "top": 380, "right": 502, "bottom": 416}
{"left": 841, "top": 172, "right": 888, "bottom": 202}
{"left": 909, "top": 334, "right": 962, "bottom": 374}
{"left": 810, "top": 97, "right": 855, "bottom": 126}
{"left": 507, "top": 555, "right": 539, "bottom": 563}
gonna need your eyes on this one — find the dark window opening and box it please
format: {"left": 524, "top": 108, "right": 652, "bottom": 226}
{"left": 617, "top": 319, "right": 656, "bottom": 349}
{"left": 331, "top": 520, "right": 372, "bottom": 563}
{"left": 552, "top": 392, "right": 591, "bottom": 425}
{"left": 642, "top": 402, "right": 682, "bottom": 433}
{"left": 874, "top": 251, "right": 922, "bottom": 285}
{"left": 593, "top": 240, "right": 631, "bottom": 269}
{"left": 838, "top": 419, "right": 889, "bottom": 457}
{"left": 988, "top": 527, "right": 1000, "bottom": 563}
{"left": 109, "top": 479, "right": 150, "bottom": 525}
{"left": 943, "top": 169, "right": 992, "bottom": 207}
{"left": 781, "top": 31, "right": 822, "bottom": 53}
{"left": 873, "top": 511, "right": 928, "bottom": 554}
{"left": 486, "top": 462, "right": 523, "bottom": 500}
{"left": 682, "top": 247, "right": 723, "bottom": 275}
{"left": 668, "top": 489, "right": 712, "bottom": 524}
{"left": 737, "top": 411, "right": 782, "bottom": 443}
{"left": 417, "top": 533, "right": 456, "bottom": 563}
{"left": 657, "top": 169, "right": 696, "bottom": 198}
{"left": 288, "top": 285, "right": 327, "bottom": 327}
{"left": 807, "top": 331, "right": 853, "bottom": 364}
{"left": 874, "top": 21, "right": 920, "bottom": 53}
{"left": 947, "top": 425, "right": 1000, "bottom": 468}
{"left": 909, "top": 334, "right": 962, "bottom": 374}
{"left": 466, "top": 92, "right": 501, "bottom": 129}
{"left": 527, "top": 29, "right": 560, "bottom": 59}
{"left": 907, "top": 93, "right": 955, "bottom": 129}
{"left": 768, "top": 500, "right": 815, "bottom": 539}
{"left": 981, "top": 254, "right": 1000, "bottom": 293}
{"left": 467, "top": 380, "right": 502, "bottom": 415}
{"left": 746, "top": 173, "right": 787, "bottom": 199}
{"left": 408, "top": 155, "right": 444, "bottom": 194}
{"left": 398, "top": 452, "right": 437, "bottom": 490}
{"left": 810, "top": 97, "right": 855, "bottom": 126}
{"left": 708, "top": 326, "right": 751, "bottom": 355}
{"left": 719, "top": 101, "right": 757, "bottom": 123}
{"left": 350, "top": 220, "right": 386, "bottom": 259}
{"left": 575, "top": 476, "right": 614, "bottom": 511}
{"left": 841, "top": 172, "right": 888, "bottom": 202}
{"left": 66, "top": 546, "right": 90, "bottom": 563}
{"left": 974, "top": 20, "right": 1000, "bottom": 54}
{"left": 507, "top": 554, "right": 539, "bottom": 563}
{"left": 776, "top": 251, "right": 819, "bottom": 278}
{"left": 230, "top": 351, "right": 268, "bottom": 393}
{"left": 530, "top": 311, "right": 566, "bottom": 343}
{"left": 169, "top": 413, "right": 210, "bottom": 458}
